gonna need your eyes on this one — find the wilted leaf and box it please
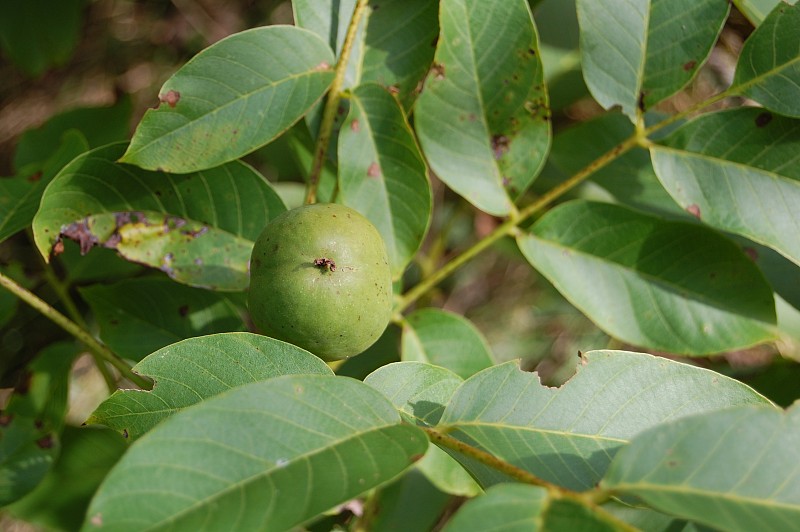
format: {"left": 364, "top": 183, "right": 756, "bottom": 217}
{"left": 32, "top": 143, "right": 286, "bottom": 291}
{"left": 518, "top": 200, "right": 777, "bottom": 354}
{"left": 88, "top": 333, "right": 332, "bottom": 440}
{"left": 84, "top": 375, "right": 428, "bottom": 530}
{"left": 415, "top": 0, "right": 549, "bottom": 215}
{"left": 603, "top": 404, "right": 800, "bottom": 531}
{"left": 121, "top": 26, "right": 335, "bottom": 172}
{"left": 436, "top": 351, "right": 770, "bottom": 491}
{"left": 339, "top": 84, "right": 431, "bottom": 278}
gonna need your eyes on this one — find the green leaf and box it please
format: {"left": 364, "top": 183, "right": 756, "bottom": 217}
{"left": 401, "top": 308, "right": 494, "bottom": 379}
{"left": 369, "top": 470, "right": 453, "bottom": 532}
{"left": 0, "top": 131, "right": 88, "bottom": 244}
{"left": 7, "top": 426, "right": 126, "bottom": 532}
{"left": 416, "top": 445, "right": 482, "bottom": 497}
{"left": 732, "top": 0, "right": 792, "bottom": 26}
{"left": 365, "top": 361, "right": 463, "bottom": 426}
{"left": 518, "top": 200, "right": 777, "bottom": 354}
{"left": 547, "top": 112, "right": 683, "bottom": 216}
{"left": 79, "top": 277, "right": 246, "bottom": 361}
{"left": 4, "top": 342, "right": 79, "bottom": 432}
{"left": 415, "top": 0, "right": 550, "bottom": 216}
{"left": 294, "top": 0, "right": 438, "bottom": 109}
{"left": 652, "top": 107, "right": 800, "bottom": 267}
{"left": 84, "top": 375, "right": 428, "bottom": 530}
{"left": 437, "top": 351, "right": 770, "bottom": 491}
{"left": 0, "top": 0, "right": 84, "bottom": 76}
{"left": 0, "top": 414, "right": 59, "bottom": 505}
{"left": 441, "top": 483, "right": 548, "bottom": 531}
{"left": 88, "top": 332, "right": 332, "bottom": 440}
{"left": 730, "top": 2, "right": 800, "bottom": 118}
{"left": 120, "top": 26, "right": 335, "bottom": 172}
{"left": 576, "top": 0, "right": 729, "bottom": 119}
{"left": 13, "top": 98, "right": 133, "bottom": 172}
{"left": 602, "top": 404, "right": 799, "bottom": 532}
{"left": 32, "top": 143, "right": 286, "bottom": 291}
{"left": 338, "top": 84, "right": 431, "bottom": 279}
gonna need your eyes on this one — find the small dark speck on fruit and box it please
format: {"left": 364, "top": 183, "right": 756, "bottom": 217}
{"left": 755, "top": 112, "right": 772, "bottom": 128}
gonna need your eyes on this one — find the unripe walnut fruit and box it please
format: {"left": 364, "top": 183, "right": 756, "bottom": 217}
{"left": 248, "top": 203, "right": 393, "bottom": 360}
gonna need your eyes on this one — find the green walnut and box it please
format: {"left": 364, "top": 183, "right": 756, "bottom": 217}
{"left": 248, "top": 203, "right": 393, "bottom": 360}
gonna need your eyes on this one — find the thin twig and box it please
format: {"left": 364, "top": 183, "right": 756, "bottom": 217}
{"left": 0, "top": 272, "right": 152, "bottom": 390}
{"left": 304, "top": 0, "right": 369, "bottom": 204}
{"left": 394, "top": 136, "right": 638, "bottom": 314}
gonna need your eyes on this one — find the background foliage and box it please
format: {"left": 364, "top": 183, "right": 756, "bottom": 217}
{"left": 1, "top": 0, "right": 799, "bottom": 530}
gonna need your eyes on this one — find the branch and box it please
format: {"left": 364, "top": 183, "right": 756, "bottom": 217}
{"left": 0, "top": 272, "right": 153, "bottom": 390}
{"left": 394, "top": 136, "right": 638, "bottom": 313}
{"left": 304, "top": 0, "right": 368, "bottom": 204}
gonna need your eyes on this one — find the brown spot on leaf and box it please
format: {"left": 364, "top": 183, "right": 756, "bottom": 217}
{"left": 27, "top": 171, "right": 42, "bottom": 182}
{"left": 61, "top": 219, "right": 99, "bottom": 255}
{"left": 492, "top": 135, "right": 510, "bottom": 159}
{"left": 743, "top": 247, "right": 759, "bottom": 261}
{"left": 431, "top": 63, "right": 445, "bottom": 81}
{"left": 350, "top": 119, "right": 360, "bottom": 132}
{"left": 387, "top": 85, "right": 400, "bottom": 96}
{"left": 686, "top": 204, "right": 701, "bottom": 219}
{"left": 0, "top": 413, "right": 12, "bottom": 426}
{"left": 91, "top": 514, "right": 103, "bottom": 527}
{"left": 367, "top": 162, "right": 381, "bottom": 177}
{"left": 36, "top": 434, "right": 54, "bottom": 449}
{"left": 122, "top": 429, "right": 129, "bottom": 439}
{"left": 755, "top": 112, "right": 773, "bottom": 128}
{"left": 159, "top": 90, "right": 181, "bottom": 108}
{"left": 178, "top": 304, "right": 189, "bottom": 317}
{"left": 682, "top": 60, "right": 697, "bottom": 71}
{"left": 182, "top": 225, "right": 208, "bottom": 238}
{"left": 313, "top": 61, "right": 331, "bottom": 71}
{"left": 637, "top": 91, "right": 647, "bottom": 112}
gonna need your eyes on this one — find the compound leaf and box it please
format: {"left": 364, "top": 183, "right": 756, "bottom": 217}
{"left": 577, "top": 0, "right": 728, "bottom": 120}
{"left": 603, "top": 404, "right": 800, "bottom": 532}
{"left": 415, "top": 0, "right": 549, "bottom": 216}
{"left": 33, "top": 143, "right": 286, "bottom": 291}
{"left": 84, "top": 375, "right": 428, "bottom": 531}
{"left": 518, "top": 200, "right": 777, "bottom": 354}
{"left": 436, "top": 351, "right": 770, "bottom": 491}
{"left": 730, "top": 2, "right": 800, "bottom": 118}
{"left": 121, "top": 26, "right": 334, "bottom": 172}
{"left": 338, "top": 84, "right": 431, "bottom": 278}
{"left": 652, "top": 107, "right": 800, "bottom": 267}
{"left": 87, "top": 333, "right": 332, "bottom": 441}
